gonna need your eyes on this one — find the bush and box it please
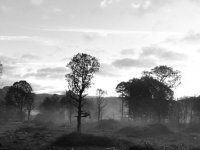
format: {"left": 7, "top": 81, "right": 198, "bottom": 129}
{"left": 53, "top": 132, "right": 115, "bottom": 147}
{"left": 117, "top": 123, "right": 172, "bottom": 137}
{"left": 183, "top": 123, "right": 200, "bottom": 133}
{"left": 95, "top": 119, "right": 122, "bottom": 130}
{"left": 15, "top": 125, "right": 47, "bottom": 133}
{"left": 129, "top": 145, "right": 155, "bottom": 150}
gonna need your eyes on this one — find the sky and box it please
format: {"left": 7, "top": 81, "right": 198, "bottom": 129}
{"left": 1, "top": 0, "right": 200, "bottom": 97}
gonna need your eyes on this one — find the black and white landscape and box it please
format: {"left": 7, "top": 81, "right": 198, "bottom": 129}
{"left": 1, "top": 0, "right": 200, "bottom": 150}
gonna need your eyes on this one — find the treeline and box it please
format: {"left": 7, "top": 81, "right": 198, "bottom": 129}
{"left": 1, "top": 54, "right": 200, "bottom": 133}
{"left": 116, "top": 65, "right": 200, "bottom": 125}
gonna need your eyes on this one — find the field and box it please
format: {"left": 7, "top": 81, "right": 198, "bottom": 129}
{"left": 0, "top": 120, "right": 200, "bottom": 150}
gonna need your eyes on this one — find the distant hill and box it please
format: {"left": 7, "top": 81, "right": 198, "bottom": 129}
{"left": 0, "top": 87, "right": 121, "bottom": 110}
{"left": 0, "top": 87, "right": 122, "bottom": 120}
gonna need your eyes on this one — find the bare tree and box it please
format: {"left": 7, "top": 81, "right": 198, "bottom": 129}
{"left": 96, "top": 89, "right": 107, "bottom": 122}
{"left": 66, "top": 53, "right": 100, "bottom": 133}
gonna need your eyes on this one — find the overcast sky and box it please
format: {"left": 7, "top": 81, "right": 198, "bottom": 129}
{"left": 1, "top": 0, "right": 200, "bottom": 97}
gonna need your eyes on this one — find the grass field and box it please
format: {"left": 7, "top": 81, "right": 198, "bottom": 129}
{"left": 0, "top": 120, "right": 199, "bottom": 150}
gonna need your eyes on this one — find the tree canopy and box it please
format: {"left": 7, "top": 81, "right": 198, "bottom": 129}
{"left": 66, "top": 53, "right": 100, "bottom": 133}
{"left": 143, "top": 65, "right": 181, "bottom": 88}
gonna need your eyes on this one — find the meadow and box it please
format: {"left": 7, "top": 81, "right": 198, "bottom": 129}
{"left": 0, "top": 119, "right": 199, "bottom": 150}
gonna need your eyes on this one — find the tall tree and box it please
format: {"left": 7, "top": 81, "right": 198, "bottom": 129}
{"left": 143, "top": 65, "right": 181, "bottom": 88}
{"left": 116, "top": 82, "right": 129, "bottom": 120}
{"left": 66, "top": 53, "right": 100, "bottom": 133}
{"left": 116, "top": 76, "right": 173, "bottom": 123}
{"left": 96, "top": 89, "right": 107, "bottom": 122}
{"left": 26, "top": 93, "right": 35, "bottom": 121}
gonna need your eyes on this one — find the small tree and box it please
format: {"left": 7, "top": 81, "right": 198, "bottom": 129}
{"left": 116, "top": 82, "right": 129, "bottom": 120}
{"left": 66, "top": 53, "right": 100, "bottom": 133}
{"left": 26, "top": 93, "right": 35, "bottom": 121}
{"left": 96, "top": 89, "right": 107, "bottom": 122}
{"left": 5, "top": 80, "right": 33, "bottom": 121}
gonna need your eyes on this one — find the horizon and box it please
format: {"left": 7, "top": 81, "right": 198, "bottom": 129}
{"left": 1, "top": 0, "right": 200, "bottom": 98}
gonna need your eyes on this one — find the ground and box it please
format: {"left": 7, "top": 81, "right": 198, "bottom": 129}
{"left": 0, "top": 120, "right": 199, "bottom": 150}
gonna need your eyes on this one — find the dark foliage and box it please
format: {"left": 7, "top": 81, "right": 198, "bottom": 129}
{"left": 183, "top": 123, "right": 200, "bottom": 133}
{"left": 39, "top": 94, "right": 60, "bottom": 112}
{"left": 116, "top": 76, "right": 173, "bottom": 122}
{"left": 117, "top": 124, "right": 172, "bottom": 137}
{"left": 65, "top": 53, "right": 100, "bottom": 133}
{"left": 129, "top": 145, "right": 155, "bottom": 150}
{"left": 95, "top": 119, "right": 122, "bottom": 130}
{"left": 143, "top": 65, "right": 181, "bottom": 88}
{"left": 53, "top": 132, "right": 115, "bottom": 147}
{"left": 5, "top": 81, "right": 33, "bottom": 121}
{"left": 15, "top": 125, "right": 47, "bottom": 133}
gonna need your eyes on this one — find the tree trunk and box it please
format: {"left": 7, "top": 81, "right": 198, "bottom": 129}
{"left": 77, "top": 96, "right": 82, "bottom": 134}
{"left": 121, "top": 100, "right": 124, "bottom": 120}
{"left": 77, "top": 114, "right": 81, "bottom": 134}
{"left": 27, "top": 110, "right": 31, "bottom": 121}
{"left": 97, "top": 105, "right": 100, "bottom": 122}
{"left": 19, "top": 100, "right": 24, "bottom": 122}
{"left": 69, "top": 106, "right": 72, "bottom": 125}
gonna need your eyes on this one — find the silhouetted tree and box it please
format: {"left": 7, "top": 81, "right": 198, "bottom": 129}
{"left": 116, "top": 76, "right": 173, "bottom": 123}
{"left": 5, "top": 80, "right": 33, "bottom": 121}
{"left": 143, "top": 65, "right": 181, "bottom": 88}
{"left": 96, "top": 89, "right": 107, "bottom": 122}
{"left": 66, "top": 53, "right": 100, "bottom": 133}
{"left": 26, "top": 93, "right": 35, "bottom": 121}
{"left": 116, "top": 82, "right": 130, "bottom": 120}
{"left": 5, "top": 86, "right": 17, "bottom": 120}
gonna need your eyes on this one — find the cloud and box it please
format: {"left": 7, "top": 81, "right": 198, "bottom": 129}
{"left": 52, "top": 8, "right": 63, "bottom": 13}
{"left": 0, "top": 55, "right": 19, "bottom": 65}
{"left": 30, "top": 0, "right": 45, "bottom": 6}
{"left": 100, "top": 0, "right": 120, "bottom": 8}
{"left": 181, "top": 32, "right": 200, "bottom": 43}
{"left": 43, "top": 27, "right": 178, "bottom": 36}
{"left": 112, "top": 58, "right": 156, "bottom": 68}
{"left": 163, "top": 32, "right": 200, "bottom": 45}
{"left": 120, "top": 49, "right": 135, "bottom": 55}
{"left": 0, "top": 5, "right": 11, "bottom": 13}
{"left": 130, "top": 0, "right": 173, "bottom": 14}
{"left": 23, "top": 67, "right": 68, "bottom": 79}
{"left": 0, "top": 35, "right": 61, "bottom": 47}
{"left": 97, "top": 63, "right": 120, "bottom": 77}
{"left": 131, "top": 1, "right": 151, "bottom": 10}
{"left": 141, "top": 46, "right": 186, "bottom": 61}
{"left": 21, "top": 54, "right": 40, "bottom": 61}
{"left": 82, "top": 33, "right": 102, "bottom": 42}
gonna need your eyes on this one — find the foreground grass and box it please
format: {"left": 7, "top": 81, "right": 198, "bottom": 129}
{"left": 51, "top": 132, "right": 133, "bottom": 149}
{"left": 1, "top": 121, "right": 200, "bottom": 149}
